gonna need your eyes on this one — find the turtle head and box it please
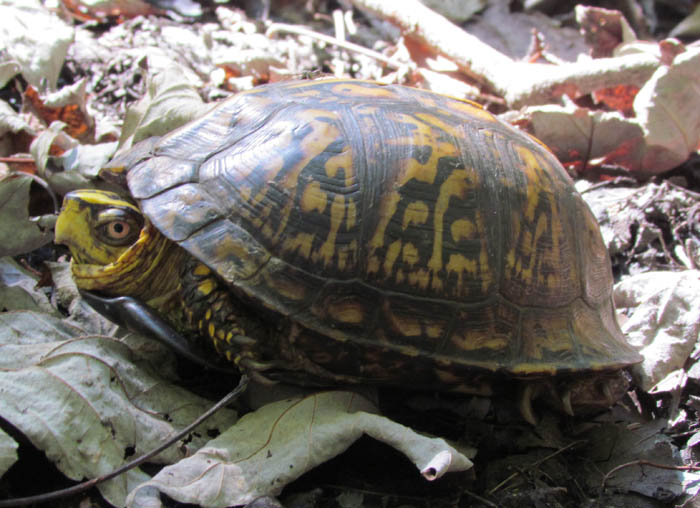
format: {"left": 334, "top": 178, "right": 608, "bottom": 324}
{"left": 56, "top": 190, "right": 145, "bottom": 266}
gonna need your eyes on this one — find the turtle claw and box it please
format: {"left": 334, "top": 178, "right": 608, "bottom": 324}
{"left": 518, "top": 383, "right": 539, "bottom": 426}
{"left": 232, "top": 334, "right": 257, "bottom": 347}
{"left": 239, "top": 357, "right": 277, "bottom": 372}
{"left": 560, "top": 389, "right": 575, "bottom": 416}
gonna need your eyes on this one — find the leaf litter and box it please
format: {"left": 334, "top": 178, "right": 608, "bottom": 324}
{"left": 0, "top": 1, "right": 699, "bottom": 507}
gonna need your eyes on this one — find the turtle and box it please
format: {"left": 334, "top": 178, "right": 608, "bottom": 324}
{"left": 55, "top": 79, "right": 642, "bottom": 424}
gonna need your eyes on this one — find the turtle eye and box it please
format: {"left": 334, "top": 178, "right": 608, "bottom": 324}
{"left": 96, "top": 208, "right": 143, "bottom": 246}
{"left": 106, "top": 220, "right": 132, "bottom": 240}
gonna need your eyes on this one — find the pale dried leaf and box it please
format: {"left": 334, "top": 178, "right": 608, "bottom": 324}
{"left": 633, "top": 48, "right": 700, "bottom": 174}
{"left": 579, "top": 420, "right": 684, "bottom": 499}
{"left": 0, "top": 60, "right": 20, "bottom": 89}
{"left": 514, "top": 46, "right": 700, "bottom": 175}
{"left": 0, "top": 257, "right": 56, "bottom": 314}
{"left": 0, "top": 309, "right": 237, "bottom": 506}
{"left": 0, "top": 427, "right": 18, "bottom": 478}
{"left": 29, "top": 120, "right": 79, "bottom": 176}
{"left": 127, "top": 392, "right": 473, "bottom": 508}
{"left": 0, "top": 175, "right": 54, "bottom": 257}
{"left": 0, "top": 100, "right": 33, "bottom": 137}
{"left": 49, "top": 142, "right": 119, "bottom": 195}
{"left": 0, "top": 0, "right": 74, "bottom": 90}
{"left": 614, "top": 270, "right": 700, "bottom": 391}
{"left": 117, "top": 60, "right": 208, "bottom": 152}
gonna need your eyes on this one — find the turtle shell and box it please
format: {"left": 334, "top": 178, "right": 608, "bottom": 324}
{"left": 106, "top": 79, "right": 640, "bottom": 381}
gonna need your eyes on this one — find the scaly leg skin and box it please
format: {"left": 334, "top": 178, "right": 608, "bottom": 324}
{"left": 179, "top": 258, "right": 278, "bottom": 382}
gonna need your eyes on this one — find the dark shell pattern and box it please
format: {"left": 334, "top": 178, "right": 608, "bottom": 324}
{"left": 115, "top": 79, "right": 640, "bottom": 382}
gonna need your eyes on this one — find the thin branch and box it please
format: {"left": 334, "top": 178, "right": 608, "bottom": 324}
{"left": 349, "top": 0, "right": 661, "bottom": 107}
{"left": 0, "top": 376, "right": 249, "bottom": 508}
{"left": 601, "top": 459, "right": 700, "bottom": 490}
{"left": 266, "top": 22, "right": 402, "bottom": 69}
{"left": 487, "top": 440, "right": 586, "bottom": 495}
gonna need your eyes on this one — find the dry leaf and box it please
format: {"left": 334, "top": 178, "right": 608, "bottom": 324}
{"left": 127, "top": 391, "right": 473, "bottom": 507}
{"left": 0, "top": 299, "right": 237, "bottom": 506}
{"left": 614, "top": 270, "right": 700, "bottom": 391}
{"left": 0, "top": 175, "right": 54, "bottom": 257}
{"left": 0, "top": 428, "right": 18, "bottom": 478}
{"left": 0, "top": 0, "right": 74, "bottom": 90}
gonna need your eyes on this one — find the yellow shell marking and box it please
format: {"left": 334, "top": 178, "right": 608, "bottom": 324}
{"left": 316, "top": 194, "right": 346, "bottom": 267}
{"left": 402, "top": 243, "right": 420, "bottom": 265}
{"left": 281, "top": 232, "right": 314, "bottom": 259}
{"left": 330, "top": 82, "right": 397, "bottom": 98}
{"left": 367, "top": 192, "right": 401, "bottom": 274}
{"left": 300, "top": 181, "right": 327, "bottom": 214}
{"left": 402, "top": 201, "right": 429, "bottom": 230}
{"left": 327, "top": 300, "right": 365, "bottom": 324}
{"left": 383, "top": 240, "right": 402, "bottom": 275}
{"left": 450, "top": 218, "right": 476, "bottom": 243}
{"left": 428, "top": 168, "right": 474, "bottom": 290}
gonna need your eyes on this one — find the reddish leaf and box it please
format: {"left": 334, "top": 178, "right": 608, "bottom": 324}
{"left": 23, "top": 87, "right": 91, "bottom": 143}
{"left": 593, "top": 84, "right": 639, "bottom": 115}
{"left": 60, "top": 0, "right": 162, "bottom": 22}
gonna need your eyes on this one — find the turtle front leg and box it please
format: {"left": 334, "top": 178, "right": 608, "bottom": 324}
{"left": 179, "top": 258, "right": 277, "bottom": 378}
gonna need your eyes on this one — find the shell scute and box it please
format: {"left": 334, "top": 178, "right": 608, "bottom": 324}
{"left": 124, "top": 79, "right": 642, "bottom": 375}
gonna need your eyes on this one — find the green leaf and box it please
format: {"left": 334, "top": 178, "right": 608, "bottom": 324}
{"left": 0, "top": 175, "right": 54, "bottom": 257}
{"left": 0, "top": 427, "right": 18, "bottom": 478}
{"left": 0, "top": 309, "right": 238, "bottom": 507}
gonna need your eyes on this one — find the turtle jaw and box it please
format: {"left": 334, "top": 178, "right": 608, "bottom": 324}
{"left": 56, "top": 190, "right": 143, "bottom": 265}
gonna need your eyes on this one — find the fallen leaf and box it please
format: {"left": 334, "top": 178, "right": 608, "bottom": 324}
{"left": 0, "top": 305, "right": 238, "bottom": 506}
{"left": 127, "top": 391, "right": 473, "bottom": 508}
{"left": 576, "top": 5, "right": 636, "bottom": 58}
{"left": 117, "top": 59, "right": 208, "bottom": 152}
{"left": 633, "top": 47, "right": 700, "bottom": 174}
{"left": 0, "top": 0, "right": 74, "bottom": 90}
{"left": 614, "top": 270, "right": 700, "bottom": 391}
{"left": 0, "top": 427, "right": 18, "bottom": 478}
{"left": 0, "top": 257, "right": 57, "bottom": 314}
{"left": 577, "top": 420, "right": 685, "bottom": 500}
{"left": 24, "top": 81, "right": 94, "bottom": 142}
{"left": 0, "top": 175, "right": 54, "bottom": 257}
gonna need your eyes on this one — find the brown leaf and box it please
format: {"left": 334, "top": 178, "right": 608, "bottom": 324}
{"left": 576, "top": 5, "right": 636, "bottom": 58}
{"left": 24, "top": 87, "right": 91, "bottom": 144}
{"left": 593, "top": 84, "right": 639, "bottom": 115}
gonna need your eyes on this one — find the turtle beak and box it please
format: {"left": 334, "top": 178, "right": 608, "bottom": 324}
{"left": 55, "top": 194, "right": 92, "bottom": 263}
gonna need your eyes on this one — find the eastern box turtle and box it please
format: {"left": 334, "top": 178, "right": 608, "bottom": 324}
{"left": 56, "top": 79, "right": 641, "bottom": 423}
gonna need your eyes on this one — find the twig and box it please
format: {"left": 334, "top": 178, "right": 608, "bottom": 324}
{"left": 487, "top": 440, "right": 585, "bottom": 495}
{"left": 461, "top": 488, "right": 499, "bottom": 507}
{"left": 349, "top": 0, "right": 661, "bottom": 107}
{"left": 0, "top": 375, "right": 249, "bottom": 508}
{"left": 601, "top": 459, "right": 700, "bottom": 490}
{"left": 266, "top": 22, "right": 402, "bottom": 69}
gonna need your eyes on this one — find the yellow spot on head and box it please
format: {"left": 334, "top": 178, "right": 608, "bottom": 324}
{"left": 198, "top": 278, "right": 216, "bottom": 297}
